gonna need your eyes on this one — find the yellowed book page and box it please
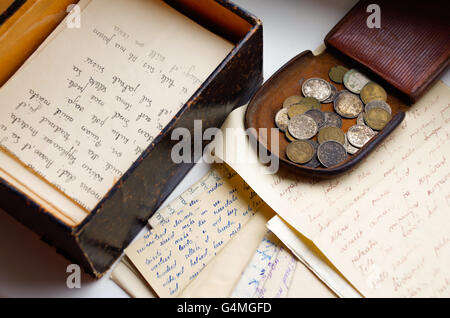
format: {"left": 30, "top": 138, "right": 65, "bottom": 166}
{"left": 213, "top": 81, "right": 450, "bottom": 297}
{"left": 0, "top": 0, "right": 233, "bottom": 214}
{"left": 125, "top": 163, "right": 266, "bottom": 297}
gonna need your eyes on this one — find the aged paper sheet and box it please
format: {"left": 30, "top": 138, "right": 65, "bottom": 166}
{"left": 115, "top": 163, "right": 334, "bottom": 298}
{"left": 0, "top": 0, "right": 232, "bottom": 215}
{"left": 110, "top": 256, "right": 157, "bottom": 298}
{"left": 213, "top": 81, "right": 450, "bottom": 297}
{"left": 113, "top": 206, "right": 273, "bottom": 298}
{"left": 267, "top": 215, "right": 360, "bottom": 297}
{"left": 125, "top": 164, "right": 266, "bottom": 297}
{"left": 231, "top": 231, "right": 336, "bottom": 298}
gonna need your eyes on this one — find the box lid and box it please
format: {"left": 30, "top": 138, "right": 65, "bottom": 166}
{"left": 325, "top": 0, "right": 449, "bottom": 103}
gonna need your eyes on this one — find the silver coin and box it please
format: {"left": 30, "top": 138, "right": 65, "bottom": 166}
{"left": 304, "top": 109, "right": 325, "bottom": 128}
{"left": 365, "top": 100, "right": 392, "bottom": 114}
{"left": 317, "top": 141, "right": 348, "bottom": 168}
{"left": 274, "top": 108, "right": 289, "bottom": 132}
{"left": 334, "top": 91, "right": 364, "bottom": 119}
{"left": 343, "top": 69, "right": 371, "bottom": 94}
{"left": 288, "top": 114, "right": 318, "bottom": 140}
{"left": 346, "top": 124, "right": 376, "bottom": 148}
{"left": 303, "top": 140, "right": 321, "bottom": 168}
{"left": 302, "top": 78, "right": 332, "bottom": 102}
{"left": 322, "top": 83, "right": 338, "bottom": 104}
{"left": 344, "top": 135, "right": 359, "bottom": 155}
{"left": 322, "top": 112, "right": 342, "bottom": 128}
{"left": 357, "top": 112, "right": 366, "bottom": 126}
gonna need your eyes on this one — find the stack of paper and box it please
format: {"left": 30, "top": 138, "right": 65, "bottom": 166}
{"left": 213, "top": 81, "right": 450, "bottom": 297}
{"left": 114, "top": 79, "right": 450, "bottom": 298}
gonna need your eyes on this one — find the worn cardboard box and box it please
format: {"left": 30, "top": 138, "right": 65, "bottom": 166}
{"left": 0, "top": 0, "right": 263, "bottom": 277}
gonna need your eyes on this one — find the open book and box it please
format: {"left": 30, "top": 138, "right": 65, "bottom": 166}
{"left": 121, "top": 78, "right": 450, "bottom": 297}
{"left": 0, "top": 0, "right": 233, "bottom": 226}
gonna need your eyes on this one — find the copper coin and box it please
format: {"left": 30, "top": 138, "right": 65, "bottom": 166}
{"left": 288, "top": 114, "right": 318, "bottom": 140}
{"left": 318, "top": 126, "right": 346, "bottom": 145}
{"left": 283, "top": 95, "right": 303, "bottom": 109}
{"left": 300, "top": 97, "right": 321, "bottom": 110}
{"left": 317, "top": 141, "right": 348, "bottom": 168}
{"left": 286, "top": 140, "right": 315, "bottom": 164}
{"left": 302, "top": 78, "right": 332, "bottom": 102}
{"left": 288, "top": 103, "right": 311, "bottom": 118}
{"left": 360, "top": 82, "right": 387, "bottom": 104}
{"left": 334, "top": 91, "right": 364, "bottom": 119}
{"left": 343, "top": 69, "right": 371, "bottom": 94}
{"left": 365, "top": 100, "right": 392, "bottom": 115}
{"left": 346, "top": 124, "right": 376, "bottom": 148}
{"left": 364, "top": 108, "right": 392, "bottom": 131}
{"left": 329, "top": 65, "right": 349, "bottom": 84}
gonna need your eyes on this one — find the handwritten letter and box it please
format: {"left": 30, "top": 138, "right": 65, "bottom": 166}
{"left": 125, "top": 164, "right": 265, "bottom": 297}
{"left": 231, "top": 232, "right": 298, "bottom": 298}
{"left": 215, "top": 81, "right": 450, "bottom": 297}
{"left": 0, "top": 0, "right": 232, "bottom": 211}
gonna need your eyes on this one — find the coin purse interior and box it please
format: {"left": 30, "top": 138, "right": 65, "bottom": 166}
{"left": 245, "top": 48, "right": 410, "bottom": 177}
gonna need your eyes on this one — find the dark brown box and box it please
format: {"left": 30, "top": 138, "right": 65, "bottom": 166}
{"left": 245, "top": 0, "right": 449, "bottom": 177}
{"left": 0, "top": 0, "right": 263, "bottom": 277}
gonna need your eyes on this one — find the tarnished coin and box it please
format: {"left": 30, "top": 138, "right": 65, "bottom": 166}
{"left": 334, "top": 91, "right": 363, "bottom": 118}
{"left": 288, "top": 103, "right": 311, "bottom": 118}
{"left": 360, "top": 82, "right": 387, "bottom": 104}
{"left": 317, "top": 126, "right": 346, "bottom": 145}
{"left": 283, "top": 95, "right": 303, "bottom": 109}
{"left": 329, "top": 65, "right": 349, "bottom": 84}
{"left": 300, "top": 97, "right": 321, "bottom": 110}
{"left": 274, "top": 108, "right": 289, "bottom": 132}
{"left": 302, "top": 78, "right": 332, "bottom": 102}
{"left": 347, "top": 124, "right": 376, "bottom": 148}
{"left": 365, "top": 100, "right": 392, "bottom": 115}
{"left": 364, "top": 108, "right": 392, "bottom": 131}
{"left": 322, "top": 83, "right": 338, "bottom": 104}
{"left": 357, "top": 112, "right": 366, "bottom": 126}
{"left": 286, "top": 140, "right": 315, "bottom": 164}
{"left": 285, "top": 130, "right": 296, "bottom": 142}
{"left": 317, "top": 141, "right": 348, "bottom": 168}
{"left": 304, "top": 109, "right": 325, "bottom": 128}
{"left": 303, "top": 140, "right": 321, "bottom": 168}
{"left": 288, "top": 114, "right": 318, "bottom": 140}
{"left": 344, "top": 136, "right": 359, "bottom": 155}
{"left": 323, "top": 112, "right": 342, "bottom": 128}
{"left": 343, "top": 69, "right": 371, "bottom": 94}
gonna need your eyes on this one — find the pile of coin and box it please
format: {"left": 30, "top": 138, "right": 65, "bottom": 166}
{"left": 275, "top": 66, "right": 392, "bottom": 168}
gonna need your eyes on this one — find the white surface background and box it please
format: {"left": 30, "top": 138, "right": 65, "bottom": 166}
{"left": 0, "top": 0, "right": 448, "bottom": 298}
